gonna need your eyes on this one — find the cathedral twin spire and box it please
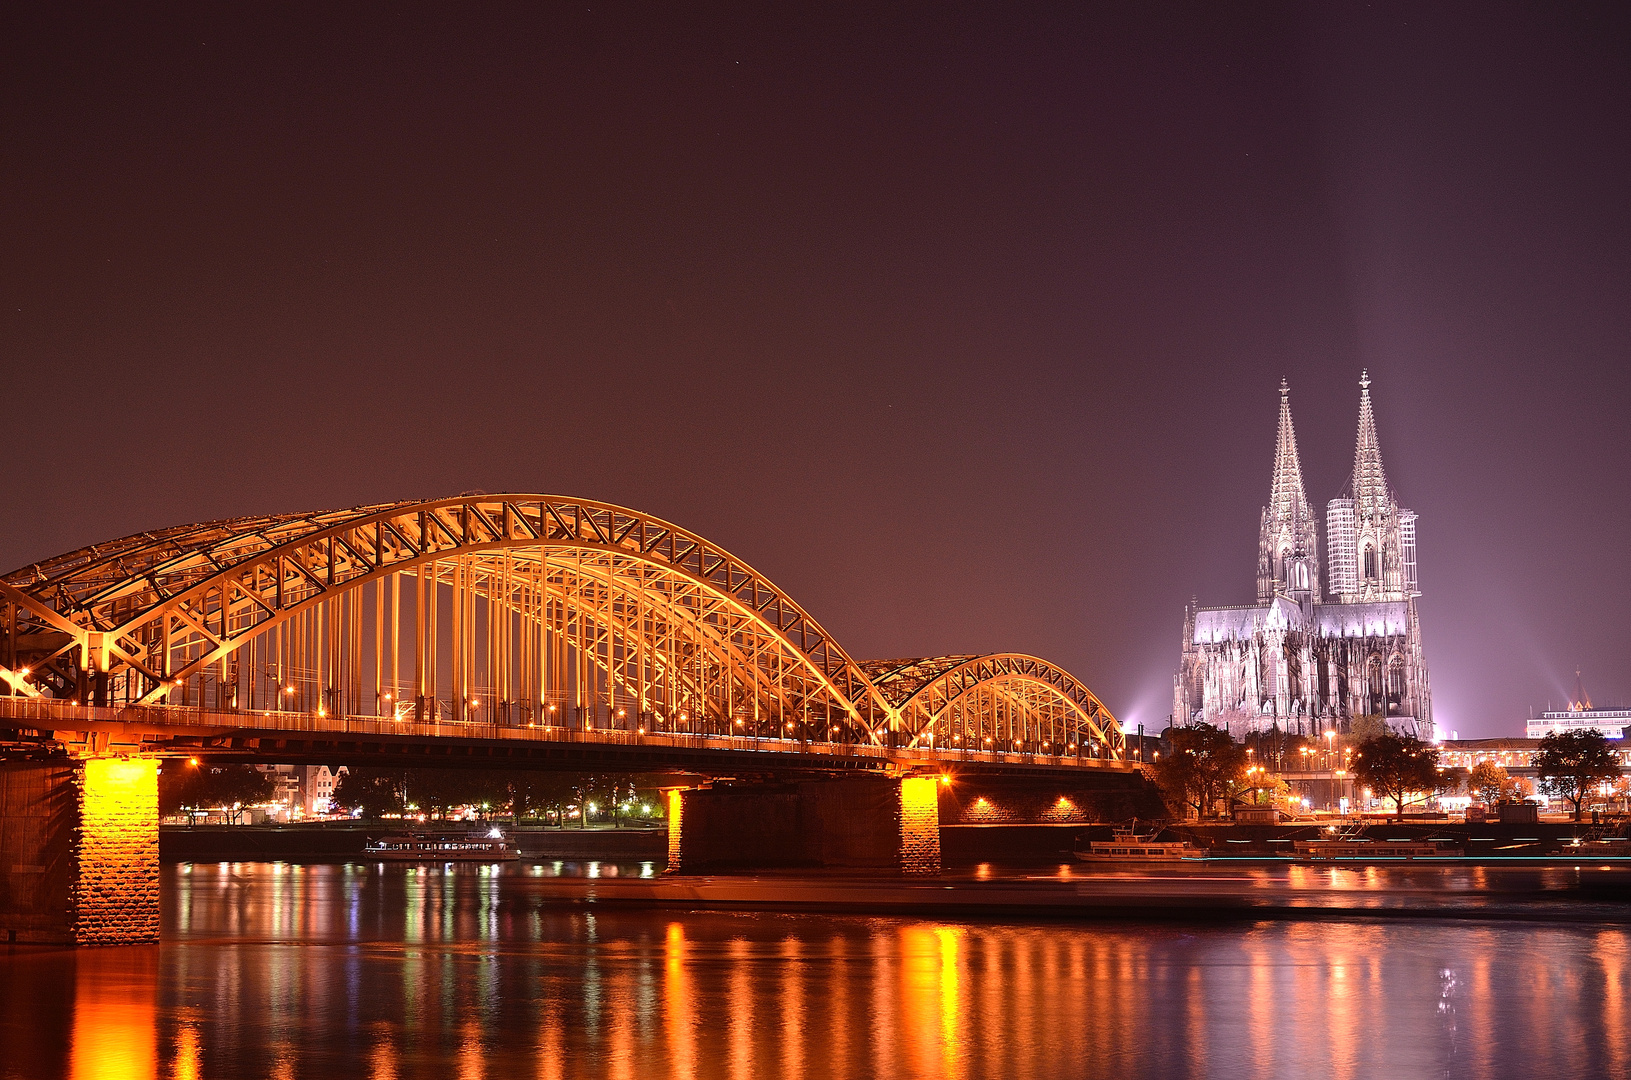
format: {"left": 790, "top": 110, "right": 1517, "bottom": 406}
{"left": 1261, "top": 372, "right": 1416, "bottom": 606}
{"left": 1178, "top": 370, "right": 1431, "bottom": 738}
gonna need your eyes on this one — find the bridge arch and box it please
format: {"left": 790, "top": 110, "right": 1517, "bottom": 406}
{"left": 1, "top": 495, "right": 1123, "bottom": 759}
{"left": 864, "top": 654, "right": 1123, "bottom": 757}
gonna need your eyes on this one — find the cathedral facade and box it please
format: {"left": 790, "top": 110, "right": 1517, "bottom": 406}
{"left": 1173, "top": 374, "right": 1433, "bottom": 740}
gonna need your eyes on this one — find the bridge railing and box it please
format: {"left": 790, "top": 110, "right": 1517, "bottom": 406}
{"left": 1, "top": 697, "right": 1135, "bottom": 770}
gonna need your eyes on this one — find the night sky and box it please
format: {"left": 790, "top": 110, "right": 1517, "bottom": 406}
{"left": 3, "top": 4, "right": 1628, "bottom": 738}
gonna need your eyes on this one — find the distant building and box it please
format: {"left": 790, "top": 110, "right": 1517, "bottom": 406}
{"left": 260, "top": 763, "right": 301, "bottom": 814}
{"left": 1526, "top": 673, "right": 1628, "bottom": 739}
{"left": 1174, "top": 374, "right": 1432, "bottom": 739}
{"left": 254, "top": 763, "right": 348, "bottom": 817}
{"left": 1438, "top": 738, "right": 1631, "bottom": 778}
{"left": 1438, "top": 739, "right": 1546, "bottom": 774}
{"left": 301, "top": 765, "right": 347, "bottom": 815}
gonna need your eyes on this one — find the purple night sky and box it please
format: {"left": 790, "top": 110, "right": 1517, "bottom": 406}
{"left": 3, "top": 4, "right": 1627, "bottom": 737}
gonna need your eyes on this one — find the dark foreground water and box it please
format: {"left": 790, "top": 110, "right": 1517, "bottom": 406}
{"left": 3, "top": 862, "right": 1629, "bottom": 1080}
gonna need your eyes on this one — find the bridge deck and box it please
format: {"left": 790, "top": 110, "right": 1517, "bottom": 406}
{"left": 0, "top": 699, "right": 1140, "bottom": 778}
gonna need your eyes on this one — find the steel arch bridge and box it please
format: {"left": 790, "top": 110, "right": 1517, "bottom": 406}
{"left": 0, "top": 495, "right": 1123, "bottom": 764}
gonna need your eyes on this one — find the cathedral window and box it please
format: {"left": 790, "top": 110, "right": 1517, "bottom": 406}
{"left": 1387, "top": 656, "right": 1407, "bottom": 711}
{"left": 1363, "top": 546, "right": 1377, "bottom": 580}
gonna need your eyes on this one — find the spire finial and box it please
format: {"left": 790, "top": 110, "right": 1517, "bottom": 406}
{"left": 1359, "top": 369, "right": 1370, "bottom": 391}
{"left": 1280, "top": 378, "right": 1289, "bottom": 399}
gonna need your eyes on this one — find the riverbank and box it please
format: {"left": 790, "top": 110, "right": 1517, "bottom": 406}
{"left": 162, "top": 819, "right": 1628, "bottom": 865}
{"left": 518, "top": 863, "right": 1631, "bottom": 922}
{"left": 161, "top": 822, "right": 667, "bottom": 862}
{"left": 1166, "top": 819, "right": 1629, "bottom": 859}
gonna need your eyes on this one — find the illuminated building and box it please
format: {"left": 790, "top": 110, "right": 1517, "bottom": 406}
{"left": 302, "top": 765, "right": 347, "bottom": 815}
{"left": 1525, "top": 673, "right": 1628, "bottom": 739}
{"left": 1438, "top": 737, "right": 1631, "bottom": 777}
{"left": 1174, "top": 374, "right": 1433, "bottom": 739}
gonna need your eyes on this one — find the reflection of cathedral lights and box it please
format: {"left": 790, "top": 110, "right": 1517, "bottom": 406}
{"left": 1175, "top": 374, "right": 1433, "bottom": 739}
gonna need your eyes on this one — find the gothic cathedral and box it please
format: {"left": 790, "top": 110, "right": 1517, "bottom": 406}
{"left": 1173, "top": 374, "right": 1433, "bottom": 739}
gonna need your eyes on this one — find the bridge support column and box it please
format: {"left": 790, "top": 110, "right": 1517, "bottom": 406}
{"left": 0, "top": 758, "right": 159, "bottom": 945}
{"left": 667, "top": 774, "right": 940, "bottom": 875}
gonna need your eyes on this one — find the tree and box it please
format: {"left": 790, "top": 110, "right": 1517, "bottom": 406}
{"left": 513, "top": 772, "right": 582, "bottom": 825}
{"left": 160, "top": 760, "right": 208, "bottom": 823}
{"left": 1350, "top": 732, "right": 1440, "bottom": 821}
{"left": 1153, "top": 723, "right": 1248, "bottom": 819}
{"left": 214, "top": 766, "right": 277, "bottom": 824}
{"left": 1468, "top": 761, "right": 1508, "bottom": 806}
{"left": 331, "top": 768, "right": 406, "bottom": 819}
{"left": 1534, "top": 730, "right": 1622, "bottom": 821}
{"left": 1349, "top": 714, "right": 1386, "bottom": 744}
{"left": 158, "top": 762, "right": 274, "bottom": 824}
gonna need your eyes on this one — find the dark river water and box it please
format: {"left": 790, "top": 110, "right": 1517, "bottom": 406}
{"left": 3, "top": 861, "right": 1628, "bottom": 1079}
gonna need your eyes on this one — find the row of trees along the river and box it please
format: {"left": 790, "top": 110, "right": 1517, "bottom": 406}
{"left": 158, "top": 761, "right": 666, "bottom": 825}
{"left": 1153, "top": 723, "right": 1624, "bottom": 821}
{"left": 159, "top": 762, "right": 276, "bottom": 824}
{"left": 327, "top": 768, "right": 663, "bottom": 825}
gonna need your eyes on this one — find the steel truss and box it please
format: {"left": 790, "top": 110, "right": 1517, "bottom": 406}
{"left": 1, "top": 495, "right": 1123, "bottom": 759}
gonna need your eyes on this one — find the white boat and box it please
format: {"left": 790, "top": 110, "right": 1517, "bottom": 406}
{"left": 365, "top": 829, "right": 519, "bottom": 862}
{"left": 1075, "top": 828, "right": 1206, "bottom": 862}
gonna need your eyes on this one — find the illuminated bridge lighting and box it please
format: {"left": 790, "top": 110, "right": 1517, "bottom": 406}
{"left": 0, "top": 495, "right": 1124, "bottom": 764}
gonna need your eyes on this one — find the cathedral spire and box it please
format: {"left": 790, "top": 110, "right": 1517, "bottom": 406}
{"left": 1342, "top": 370, "right": 1410, "bottom": 601}
{"left": 1258, "top": 380, "right": 1318, "bottom": 603}
{"left": 1351, "top": 369, "right": 1390, "bottom": 516}
{"left": 1268, "top": 378, "right": 1310, "bottom": 522}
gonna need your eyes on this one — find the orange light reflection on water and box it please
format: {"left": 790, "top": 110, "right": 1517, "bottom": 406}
{"left": 9, "top": 863, "right": 1627, "bottom": 1079}
{"left": 68, "top": 948, "right": 156, "bottom": 1080}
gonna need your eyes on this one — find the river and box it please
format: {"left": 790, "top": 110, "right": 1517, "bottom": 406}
{"left": 2, "top": 861, "right": 1628, "bottom": 1079}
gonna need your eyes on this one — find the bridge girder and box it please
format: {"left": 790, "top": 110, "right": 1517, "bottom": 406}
{"left": 1, "top": 495, "right": 1123, "bottom": 761}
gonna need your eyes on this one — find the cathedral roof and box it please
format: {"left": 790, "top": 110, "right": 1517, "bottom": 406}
{"left": 1190, "top": 598, "right": 1409, "bottom": 643}
{"left": 1191, "top": 596, "right": 1306, "bottom": 643}
{"left": 1315, "top": 601, "right": 1409, "bottom": 638}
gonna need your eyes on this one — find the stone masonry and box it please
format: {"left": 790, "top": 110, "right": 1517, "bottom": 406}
{"left": 70, "top": 758, "right": 160, "bottom": 945}
{"left": 897, "top": 777, "right": 941, "bottom": 875}
{"left": 0, "top": 758, "right": 159, "bottom": 945}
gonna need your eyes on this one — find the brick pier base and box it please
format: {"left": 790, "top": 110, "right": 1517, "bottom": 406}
{"left": 667, "top": 774, "right": 941, "bottom": 875}
{"left": 0, "top": 758, "right": 159, "bottom": 945}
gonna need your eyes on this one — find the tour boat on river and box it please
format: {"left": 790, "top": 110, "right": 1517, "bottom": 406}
{"left": 365, "top": 829, "right": 520, "bottom": 862}
{"left": 1074, "top": 828, "right": 1207, "bottom": 862}
{"left": 1291, "top": 839, "right": 1457, "bottom": 861}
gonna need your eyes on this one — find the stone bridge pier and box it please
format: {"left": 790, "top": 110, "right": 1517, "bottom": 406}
{"left": 0, "top": 758, "right": 160, "bottom": 945}
{"left": 667, "top": 774, "right": 942, "bottom": 875}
